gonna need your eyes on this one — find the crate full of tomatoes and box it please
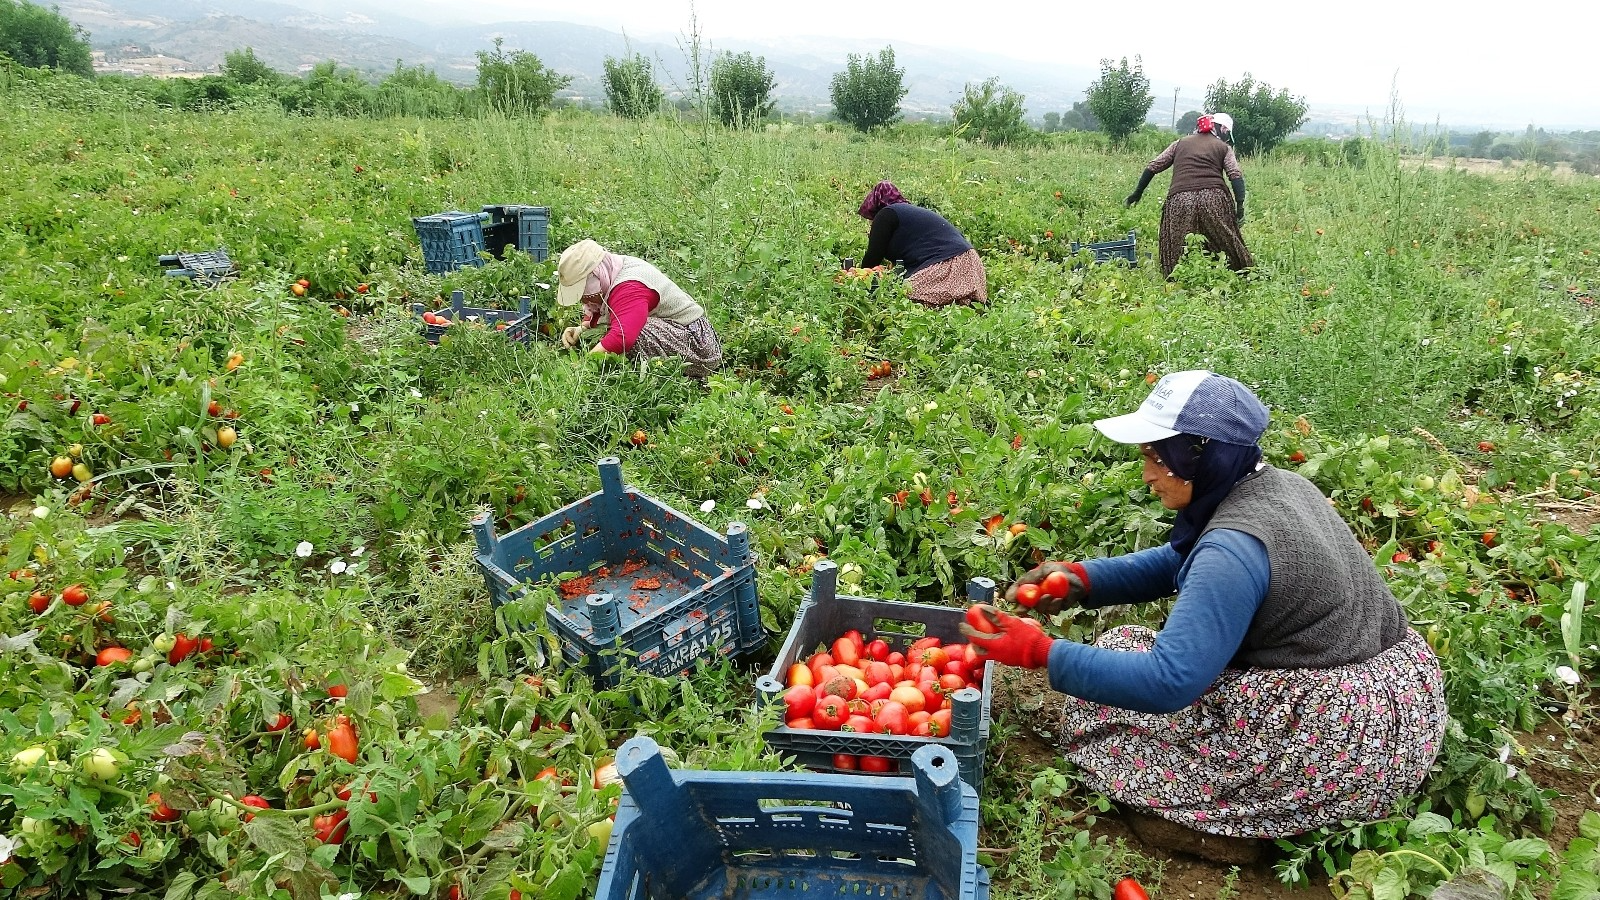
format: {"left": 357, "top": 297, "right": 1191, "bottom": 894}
{"left": 755, "top": 561, "right": 994, "bottom": 791}
{"left": 472, "top": 457, "right": 765, "bottom": 687}
{"left": 410, "top": 289, "right": 535, "bottom": 344}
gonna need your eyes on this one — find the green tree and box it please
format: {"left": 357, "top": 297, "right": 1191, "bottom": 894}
{"left": 476, "top": 37, "right": 571, "bottom": 115}
{"left": 375, "top": 62, "right": 471, "bottom": 118}
{"left": 1041, "top": 111, "right": 1060, "bottom": 133}
{"left": 1176, "top": 110, "right": 1203, "bottom": 133}
{"left": 950, "top": 77, "right": 1030, "bottom": 146}
{"left": 602, "top": 52, "right": 664, "bottom": 119}
{"left": 709, "top": 51, "right": 777, "bottom": 127}
{"left": 1469, "top": 131, "right": 1495, "bottom": 157}
{"left": 0, "top": 0, "right": 92, "bottom": 76}
{"left": 829, "top": 46, "right": 908, "bottom": 132}
{"left": 221, "top": 47, "right": 278, "bottom": 87}
{"left": 1204, "top": 74, "right": 1308, "bottom": 155}
{"left": 1084, "top": 56, "right": 1154, "bottom": 145}
{"left": 1059, "top": 100, "right": 1099, "bottom": 132}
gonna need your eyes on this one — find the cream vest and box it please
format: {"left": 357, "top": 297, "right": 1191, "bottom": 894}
{"left": 594, "top": 256, "right": 705, "bottom": 327}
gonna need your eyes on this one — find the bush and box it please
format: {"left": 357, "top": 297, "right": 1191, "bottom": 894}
{"left": 0, "top": 0, "right": 92, "bottom": 77}
{"left": 476, "top": 37, "right": 571, "bottom": 116}
{"left": 951, "top": 77, "right": 1031, "bottom": 147}
{"left": 829, "top": 46, "right": 908, "bottom": 133}
{"left": 603, "top": 52, "right": 664, "bottom": 119}
{"left": 1204, "top": 73, "right": 1309, "bottom": 155}
{"left": 709, "top": 51, "right": 776, "bottom": 128}
{"left": 1084, "top": 56, "right": 1154, "bottom": 146}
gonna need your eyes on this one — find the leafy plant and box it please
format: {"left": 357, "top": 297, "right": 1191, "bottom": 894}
{"left": 1084, "top": 57, "right": 1154, "bottom": 146}
{"left": 829, "top": 46, "right": 909, "bottom": 133}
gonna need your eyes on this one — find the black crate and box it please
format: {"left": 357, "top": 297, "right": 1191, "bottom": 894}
{"left": 755, "top": 562, "right": 995, "bottom": 792}
{"left": 158, "top": 249, "right": 238, "bottom": 284}
{"left": 482, "top": 204, "right": 551, "bottom": 261}
{"left": 471, "top": 458, "right": 764, "bottom": 686}
{"left": 409, "top": 289, "right": 533, "bottom": 344}
{"left": 1070, "top": 230, "right": 1138, "bottom": 265}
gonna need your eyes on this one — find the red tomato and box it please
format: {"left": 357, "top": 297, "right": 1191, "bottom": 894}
{"left": 783, "top": 684, "right": 816, "bottom": 721}
{"left": 908, "top": 636, "right": 943, "bottom": 654}
{"left": 787, "top": 663, "right": 813, "bottom": 688}
{"left": 929, "top": 709, "right": 952, "bottom": 737}
{"left": 886, "top": 651, "right": 906, "bottom": 667}
{"left": 1113, "top": 879, "right": 1150, "bottom": 900}
{"left": 917, "top": 646, "right": 949, "bottom": 669}
{"left": 28, "top": 591, "right": 49, "bottom": 614}
{"left": 841, "top": 629, "right": 866, "bottom": 652}
{"left": 859, "top": 756, "right": 895, "bottom": 773}
{"left": 240, "top": 795, "right": 270, "bottom": 822}
{"left": 313, "top": 809, "right": 349, "bottom": 844}
{"left": 861, "top": 681, "right": 892, "bottom": 703}
{"left": 267, "top": 713, "right": 292, "bottom": 732}
{"left": 96, "top": 646, "right": 133, "bottom": 666}
{"left": 303, "top": 729, "right": 321, "bottom": 750}
{"left": 938, "top": 673, "right": 966, "bottom": 693}
{"left": 875, "top": 700, "right": 910, "bottom": 735}
{"left": 965, "top": 605, "right": 999, "bottom": 634}
{"left": 813, "top": 695, "right": 848, "bottom": 730}
{"left": 149, "top": 792, "right": 180, "bottom": 822}
{"left": 787, "top": 716, "right": 815, "bottom": 730}
{"left": 865, "top": 639, "right": 890, "bottom": 662}
{"left": 327, "top": 684, "right": 349, "bottom": 698}
{"left": 942, "top": 659, "right": 970, "bottom": 680}
{"left": 889, "top": 684, "right": 926, "bottom": 714}
{"left": 1016, "top": 583, "right": 1042, "bottom": 608}
{"left": 833, "top": 754, "right": 858, "bottom": 770}
{"left": 808, "top": 652, "right": 834, "bottom": 684}
{"left": 448, "top": 886, "right": 462, "bottom": 900}
{"left": 1041, "top": 570, "right": 1072, "bottom": 599}
{"left": 326, "top": 722, "right": 359, "bottom": 763}
{"left": 919, "top": 683, "right": 944, "bottom": 713}
{"left": 168, "top": 633, "right": 198, "bottom": 665}
{"left": 535, "top": 767, "right": 559, "bottom": 783}
{"left": 197, "top": 637, "right": 213, "bottom": 654}
{"left": 841, "top": 714, "right": 877, "bottom": 733}
{"left": 859, "top": 661, "right": 887, "bottom": 685}
{"left": 831, "top": 637, "right": 861, "bottom": 667}
{"left": 61, "top": 583, "right": 89, "bottom": 607}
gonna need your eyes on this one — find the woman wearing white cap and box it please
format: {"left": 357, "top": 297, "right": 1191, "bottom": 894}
{"left": 555, "top": 239, "right": 723, "bottom": 378}
{"left": 1125, "top": 113, "right": 1254, "bottom": 277}
{"left": 962, "top": 371, "right": 1446, "bottom": 859}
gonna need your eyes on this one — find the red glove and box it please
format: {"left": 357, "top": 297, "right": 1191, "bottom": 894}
{"left": 1005, "top": 561, "right": 1090, "bottom": 616}
{"left": 959, "top": 605, "right": 1054, "bottom": 669}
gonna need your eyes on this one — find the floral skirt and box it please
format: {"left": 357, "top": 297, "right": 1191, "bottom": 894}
{"left": 907, "top": 249, "right": 988, "bottom": 307}
{"left": 1060, "top": 626, "right": 1447, "bottom": 838}
{"left": 1158, "top": 188, "right": 1254, "bottom": 277}
{"left": 630, "top": 316, "right": 723, "bottom": 379}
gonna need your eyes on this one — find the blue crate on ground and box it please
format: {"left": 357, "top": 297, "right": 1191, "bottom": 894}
{"left": 410, "top": 289, "right": 534, "bottom": 345}
{"left": 412, "top": 210, "right": 489, "bottom": 273}
{"left": 595, "top": 735, "right": 990, "bottom": 900}
{"left": 754, "top": 562, "right": 995, "bottom": 792}
{"left": 158, "top": 249, "right": 238, "bottom": 284}
{"left": 471, "top": 458, "right": 763, "bottom": 686}
{"left": 482, "top": 204, "right": 551, "bottom": 261}
{"left": 1070, "top": 229, "right": 1139, "bottom": 265}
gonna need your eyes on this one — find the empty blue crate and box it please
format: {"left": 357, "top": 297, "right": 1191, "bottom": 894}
{"left": 158, "top": 248, "right": 238, "bottom": 284}
{"left": 482, "top": 204, "right": 551, "bottom": 261}
{"left": 412, "top": 210, "right": 489, "bottom": 273}
{"left": 1070, "top": 230, "right": 1138, "bottom": 265}
{"left": 754, "top": 562, "right": 996, "bottom": 792}
{"left": 410, "top": 289, "right": 534, "bottom": 345}
{"left": 471, "top": 457, "right": 764, "bottom": 686}
{"left": 595, "top": 735, "right": 990, "bottom": 900}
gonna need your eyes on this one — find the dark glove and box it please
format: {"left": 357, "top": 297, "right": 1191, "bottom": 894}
{"left": 1235, "top": 204, "right": 1246, "bottom": 225}
{"left": 1004, "top": 561, "right": 1090, "bottom": 616}
{"left": 959, "top": 605, "right": 1054, "bottom": 669}
{"left": 1125, "top": 193, "right": 1142, "bottom": 207}
{"left": 1126, "top": 170, "right": 1155, "bottom": 207}
{"left": 1230, "top": 175, "right": 1247, "bottom": 226}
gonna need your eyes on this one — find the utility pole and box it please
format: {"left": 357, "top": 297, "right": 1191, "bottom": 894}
{"left": 1172, "top": 87, "right": 1180, "bottom": 130}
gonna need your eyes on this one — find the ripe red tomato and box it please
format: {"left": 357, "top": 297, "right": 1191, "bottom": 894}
{"left": 1477, "top": 441, "right": 1496, "bottom": 453}
{"left": 96, "top": 647, "right": 132, "bottom": 666}
{"left": 91, "top": 413, "right": 111, "bottom": 426}
{"left": 327, "top": 683, "right": 349, "bottom": 698}
{"left": 267, "top": 713, "right": 292, "bottom": 732}
{"left": 303, "top": 729, "right": 321, "bottom": 750}
{"left": 312, "top": 809, "right": 349, "bottom": 844}
{"left": 812, "top": 695, "right": 848, "bottom": 730}
{"left": 865, "top": 639, "right": 890, "bottom": 661}
{"left": 61, "top": 584, "right": 89, "bottom": 607}
{"left": 929, "top": 709, "right": 952, "bottom": 737}
{"left": 874, "top": 700, "right": 910, "bottom": 735}
{"left": 1113, "top": 878, "right": 1150, "bottom": 900}
{"left": 831, "top": 637, "right": 861, "bottom": 667}
{"left": 1041, "top": 570, "right": 1072, "bottom": 600}
{"left": 782, "top": 684, "right": 816, "bottom": 721}
{"left": 859, "top": 755, "right": 895, "bottom": 773}
{"left": 149, "top": 792, "right": 180, "bottom": 822}
{"left": 1015, "top": 584, "right": 1042, "bottom": 608}
{"left": 168, "top": 633, "right": 198, "bottom": 665}
{"left": 206, "top": 400, "right": 221, "bottom": 417}
{"left": 787, "top": 663, "right": 813, "bottom": 688}
{"left": 787, "top": 716, "right": 815, "bottom": 730}
{"left": 861, "top": 681, "right": 892, "bottom": 703}
{"left": 326, "top": 722, "right": 359, "bottom": 763}
{"left": 833, "top": 754, "right": 858, "bottom": 770}
{"left": 886, "top": 651, "right": 905, "bottom": 667}
{"left": 240, "top": 795, "right": 270, "bottom": 822}
{"left": 28, "top": 591, "right": 49, "bottom": 614}
{"left": 841, "top": 714, "right": 876, "bottom": 733}
{"left": 1482, "top": 530, "right": 1498, "bottom": 548}
{"left": 964, "top": 605, "right": 998, "bottom": 634}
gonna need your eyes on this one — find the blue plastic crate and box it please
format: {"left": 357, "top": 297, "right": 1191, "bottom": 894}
{"left": 1070, "top": 229, "right": 1138, "bottom": 265}
{"left": 471, "top": 458, "right": 763, "bottom": 685}
{"left": 482, "top": 204, "right": 551, "bottom": 261}
{"left": 158, "top": 248, "right": 237, "bottom": 284}
{"left": 410, "top": 289, "right": 534, "bottom": 345}
{"left": 412, "top": 210, "right": 489, "bottom": 273}
{"left": 595, "top": 735, "right": 990, "bottom": 900}
{"left": 754, "top": 562, "right": 995, "bottom": 792}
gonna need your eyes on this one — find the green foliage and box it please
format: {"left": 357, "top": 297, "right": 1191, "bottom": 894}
{"left": 0, "top": 0, "right": 92, "bottom": 77}
{"left": 1204, "top": 73, "right": 1310, "bottom": 155}
{"left": 220, "top": 47, "right": 279, "bottom": 87}
{"left": 601, "top": 52, "right": 663, "bottom": 119}
{"left": 1176, "top": 110, "right": 1202, "bottom": 133}
{"left": 1061, "top": 100, "right": 1100, "bottom": 132}
{"left": 829, "top": 46, "right": 909, "bottom": 133}
{"left": 1085, "top": 56, "right": 1154, "bottom": 146}
{"left": 475, "top": 37, "right": 571, "bottom": 116}
{"left": 709, "top": 51, "right": 777, "bottom": 127}
{"left": 951, "top": 77, "right": 1031, "bottom": 146}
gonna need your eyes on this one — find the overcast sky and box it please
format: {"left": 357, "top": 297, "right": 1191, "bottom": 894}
{"left": 391, "top": 0, "right": 1600, "bottom": 127}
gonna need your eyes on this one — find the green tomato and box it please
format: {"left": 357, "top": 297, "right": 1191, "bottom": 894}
{"left": 20, "top": 816, "right": 53, "bottom": 840}
{"left": 132, "top": 655, "right": 156, "bottom": 674}
{"left": 10, "top": 745, "right": 48, "bottom": 773}
{"left": 1413, "top": 475, "right": 1436, "bottom": 491}
{"left": 80, "top": 747, "right": 120, "bottom": 781}
{"left": 586, "top": 816, "right": 615, "bottom": 847}
{"left": 152, "top": 634, "right": 176, "bottom": 654}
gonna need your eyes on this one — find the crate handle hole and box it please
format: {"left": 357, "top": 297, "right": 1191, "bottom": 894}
{"left": 877, "top": 856, "right": 917, "bottom": 867}
{"left": 829, "top": 850, "right": 863, "bottom": 861}
{"left": 715, "top": 816, "right": 756, "bottom": 825}
{"left": 784, "top": 848, "right": 818, "bottom": 858}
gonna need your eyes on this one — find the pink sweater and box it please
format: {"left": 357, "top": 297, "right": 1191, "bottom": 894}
{"left": 585, "top": 281, "right": 660, "bottom": 353}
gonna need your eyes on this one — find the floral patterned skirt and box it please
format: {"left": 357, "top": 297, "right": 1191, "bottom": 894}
{"left": 630, "top": 316, "right": 723, "bottom": 379}
{"left": 1158, "top": 188, "right": 1254, "bottom": 277}
{"left": 1060, "top": 626, "right": 1447, "bottom": 838}
{"left": 906, "top": 249, "right": 988, "bottom": 307}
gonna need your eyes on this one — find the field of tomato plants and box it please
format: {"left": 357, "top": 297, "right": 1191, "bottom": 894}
{"left": 2, "top": 64, "right": 1600, "bottom": 900}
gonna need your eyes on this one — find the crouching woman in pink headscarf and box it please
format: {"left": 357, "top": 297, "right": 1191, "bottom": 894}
{"left": 555, "top": 239, "right": 723, "bottom": 379}
{"left": 854, "top": 181, "right": 987, "bottom": 307}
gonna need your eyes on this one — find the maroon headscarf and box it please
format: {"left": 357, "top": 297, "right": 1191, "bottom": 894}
{"left": 857, "top": 181, "right": 907, "bottom": 219}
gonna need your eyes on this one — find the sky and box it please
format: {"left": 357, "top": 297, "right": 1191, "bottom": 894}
{"left": 386, "top": 0, "right": 1600, "bottom": 128}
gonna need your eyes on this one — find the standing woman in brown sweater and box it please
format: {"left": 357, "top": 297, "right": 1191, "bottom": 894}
{"left": 1126, "top": 112, "right": 1254, "bottom": 277}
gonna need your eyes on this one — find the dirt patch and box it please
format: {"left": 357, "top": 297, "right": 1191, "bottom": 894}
{"left": 1403, "top": 155, "right": 1593, "bottom": 181}
{"left": 414, "top": 676, "right": 475, "bottom": 726}
{"left": 1521, "top": 717, "right": 1600, "bottom": 851}
{"left": 986, "top": 665, "right": 1334, "bottom": 900}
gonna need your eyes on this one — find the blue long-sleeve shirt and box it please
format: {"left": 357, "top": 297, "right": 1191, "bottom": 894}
{"left": 1045, "top": 529, "right": 1270, "bottom": 714}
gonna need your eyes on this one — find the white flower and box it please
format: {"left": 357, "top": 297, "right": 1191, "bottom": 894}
{"left": 295, "top": 541, "right": 313, "bottom": 558}
{"left": 0, "top": 833, "right": 17, "bottom": 864}
{"left": 1498, "top": 744, "right": 1512, "bottom": 763}
{"left": 31, "top": 506, "right": 49, "bottom": 519}
{"left": 536, "top": 282, "right": 550, "bottom": 290}
{"left": 336, "top": 893, "right": 361, "bottom": 900}
{"left": 746, "top": 498, "right": 765, "bottom": 510}
{"left": 699, "top": 500, "right": 715, "bottom": 513}
{"left": 329, "top": 559, "right": 347, "bottom": 575}
{"left": 351, "top": 546, "right": 365, "bottom": 557}
{"left": 1505, "top": 764, "right": 1519, "bottom": 779}
{"left": 409, "top": 388, "right": 422, "bottom": 399}
{"left": 167, "top": 581, "right": 176, "bottom": 590}
{"left": 1555, "top": 665, "right": 1581, "bottom": 686}
{"left": 350, "top": 402, "right": 360, "bottom": 412}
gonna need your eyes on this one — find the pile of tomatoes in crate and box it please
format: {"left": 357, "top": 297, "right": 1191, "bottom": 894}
{"left": 777, "top": 628, "right": 984, "bottom": 761}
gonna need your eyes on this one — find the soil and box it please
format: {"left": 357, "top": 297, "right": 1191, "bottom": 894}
{"left": 985, "top": 664, "right": 1600, "bottom": 900}
{"left": 414, "top": 676, "right": 474, "bottom": 726}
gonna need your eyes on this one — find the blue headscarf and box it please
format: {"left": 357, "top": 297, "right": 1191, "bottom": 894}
{"left": 1149, "top": 433, "right": 1263, "bottom": 558}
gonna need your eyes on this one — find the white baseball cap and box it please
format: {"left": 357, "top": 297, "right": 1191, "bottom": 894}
{"left": 1094, "top": 370, "right": 1270, "bottom": 446}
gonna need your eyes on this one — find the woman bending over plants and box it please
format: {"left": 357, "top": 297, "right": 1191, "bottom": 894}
{"left": 1125, "top": 113, "right": 1254, "bottom": 277}
{"left": 556, "top": 238, "right": 723, "bottom": 379}
{"left": 963, "top": 371, "right": 1447, "bottom": 861}
{"left": 851, "top": 181, "right": 987, "bottom": 307}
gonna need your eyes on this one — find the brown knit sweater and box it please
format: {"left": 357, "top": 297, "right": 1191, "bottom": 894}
{"left": 1146, "top": 133, "right": 1244, "bottom": 197}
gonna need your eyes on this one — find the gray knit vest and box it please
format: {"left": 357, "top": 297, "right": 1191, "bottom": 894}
{"left": 1203, "top": 466, "right": 1407, "bottom": 669}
